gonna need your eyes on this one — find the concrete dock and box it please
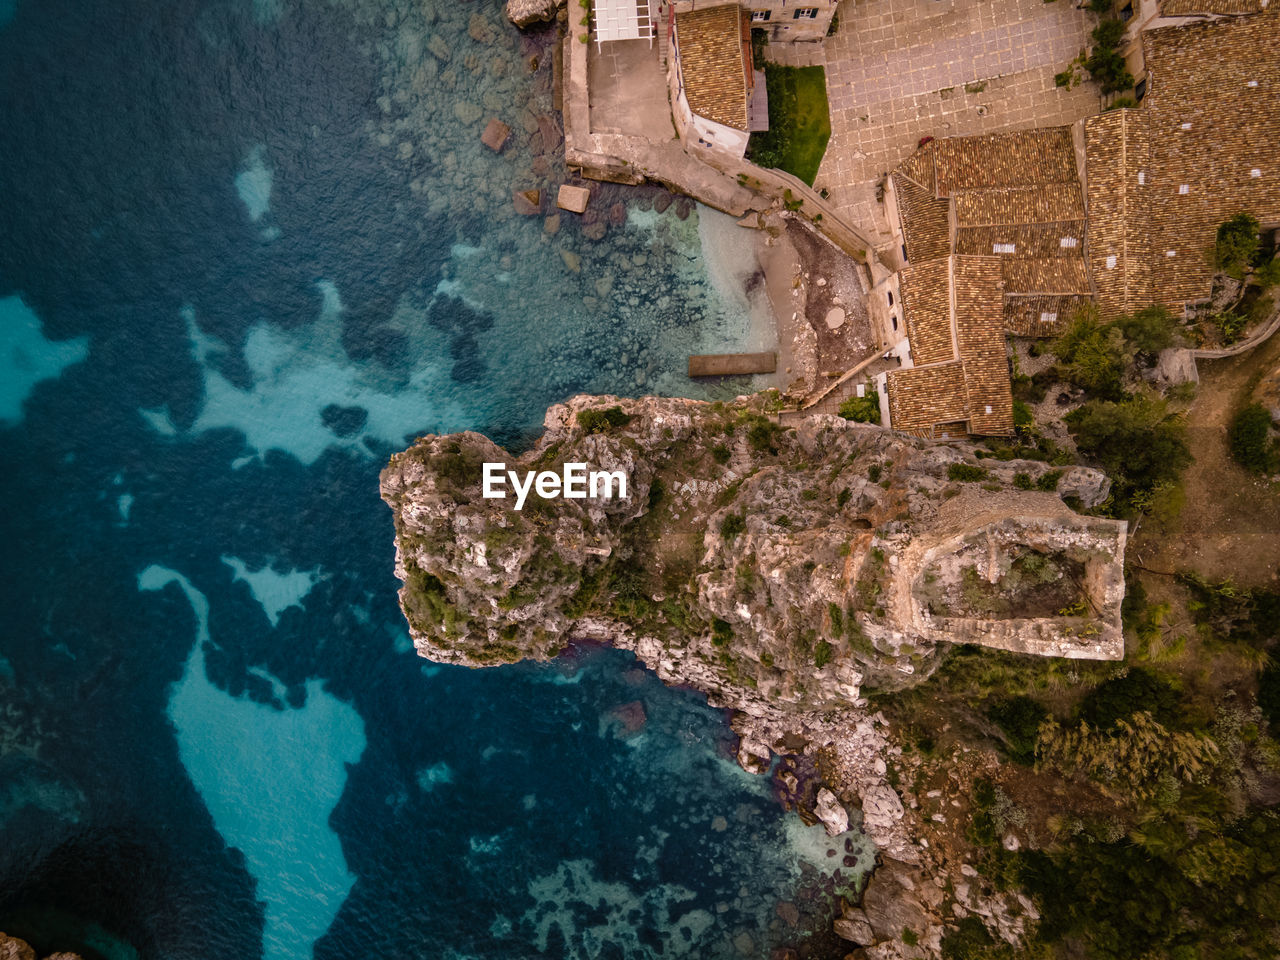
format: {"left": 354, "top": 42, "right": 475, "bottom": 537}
{"left": 688, "top": 352, "right": 777, "bottom": 377}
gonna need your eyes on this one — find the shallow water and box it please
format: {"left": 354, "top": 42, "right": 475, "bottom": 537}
{"left": 0, "top": 1, "right": 870, "bottom": 957}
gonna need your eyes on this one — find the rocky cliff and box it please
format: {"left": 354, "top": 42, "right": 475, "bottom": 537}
{"left": 381, "top": 394, "right": 1124, "bottom": 713}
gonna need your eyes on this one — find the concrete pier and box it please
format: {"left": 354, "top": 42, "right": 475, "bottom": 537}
{"left": 688, "top": 353, "right": 777, "bottom": 377}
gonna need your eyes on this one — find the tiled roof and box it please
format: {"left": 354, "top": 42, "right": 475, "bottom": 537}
{"left": 1001, "top": 257, "right": 1092, "bottom": 295}
{"left": 1137, "top": 7, "right": 1280, "bottom": 307}
{"left": 675, "top": 5, "right": 749, "bottom": 130}
{"left": 893, "top": 174, "right": 951, "bottom": 263}
{"left": 887, "top": 361, "right": 969, "bottom": 433}
{"left": 896, "top": 145, "right": 937, "bottom": 193}
{"left": 955, "top": 221, "right": 1087, "bottom": 259}
{"left": 954, "top": 258, "right": 1015, "bottom": 436}
{"left": 931, "top": 128, "right": 1078, "bottom": 197}
{"left": 1158, "top": 0, "right": 1262, "bottom": 14}
{"left": 900, "top": 259, "right": 956, "bottom": 366}
{"left": 1083, "top": 110, "right": 1152, "bottom": 317}
{"left": 953, "top": 184, "right": 1085, "bottom": 226}
{"left": 886, "top": 257, "right": 1014, "bottom": 437}
{"left": 1003, "top": 295, "right": 1090, "bottom": 336}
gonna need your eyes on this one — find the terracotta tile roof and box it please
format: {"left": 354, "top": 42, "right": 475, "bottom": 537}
{"left": 886, "top": 257, "right": 1014, "bottom": 437}
{"left": 955, "top": 221, "right": 1087, "bottom": 259}
{"left": 1137, "top": 8, "right": 1280, "bottom": 307}
{"left": 931, "top": 128, "right": 1078, "bottom": 197}
{"left": 675, "top": 5, "right": 749, "bottom": 130}
{"left": 1158, "top": 0, "right": 1262, "bottom": 14}
{"left": 896, "top": 145, "right": 937, "bottom": 193}
{"left": 893, "top": 174, "right": 952, "bottom": 263}
{"left": 887, "top": 361, "right": 969, "bottom": 433}
{"left": 1001, "top": 257, "right": 1093, "bottom": 295}
{"left": 953, "top": 184, "right": 1085, "bottom": 226}
{"left": 954, "top": 257, "right": 1015, "bottom": 435}
{"left": 1083, "top": 110, "right": 1152, "bottom": 317}
{"left": 1003, "top": 295, "right": 1090, "bottom": 336}
{"left": 899, "top": 259, "right": 956, "bottom": 366}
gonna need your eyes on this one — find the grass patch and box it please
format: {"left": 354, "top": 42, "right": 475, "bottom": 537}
{"left": 746, "top": 64, "right": 831, "bottom": 186}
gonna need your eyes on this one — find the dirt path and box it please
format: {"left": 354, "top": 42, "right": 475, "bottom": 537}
{"left": 1134, "top": 335, "right": 1280, "bottom": 588}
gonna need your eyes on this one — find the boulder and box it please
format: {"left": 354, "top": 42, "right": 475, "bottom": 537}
{"left": 1055, "top": 466, "right": 1110, "bottom": 509}
{"left": 513, "top": 189, "right": 541, "bottom": 216}
{"left": 481, "top": 118, "right": 511, "bottom": 152}
{"left": 0, "top": 935, "right": 36, "bottom": 960}
{"left": 603, "top": 699, "right": 647, "bottom": 737}
{"left": 815, "top": 787, "right": 850, "bottom": 836}
{"left": 557, "top": 184, "right": 591, "bottom": 214}
{"left": 507, "top": 0, "right": 563, "bottom": 29}
{"left": 833, "top": 909, "right": 876, "bottom": 946}
{"left": 861, "top": 783, "right": 904, "bottom": 831}
{"left": 861, "top": 860, "right": 932, "bottom": 943}
{"left": 543, "top": 213, "right": 561, "bottom": 236}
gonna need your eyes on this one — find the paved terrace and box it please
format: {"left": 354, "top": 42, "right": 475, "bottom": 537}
{"left": 769, "top": 0, "right": 1101, "bottom": 250}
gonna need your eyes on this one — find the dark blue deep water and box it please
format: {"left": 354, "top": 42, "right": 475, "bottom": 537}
{"left": 0, "top": 1, "right": 870, "bottom": 957}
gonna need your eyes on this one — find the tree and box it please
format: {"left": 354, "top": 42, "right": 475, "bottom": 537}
{"left": 838, "top": 391, "right": 881, "bottom": 424}
{"left": 1215, "top": 213, "right": 1262, "bottom": 281}
{"left": 1052, "top": 312, "right": 1128, "bottom": 398}
{"left": 1228, "top": 403, "right": 1278, "bottom": 474}
{"left": 1067, "top": 395, "right": 1192, "bottom": 500}
{"left": 1085, "top": 20, "right": 1135, "bottom": 95}
{"left": 1113, "top": 305, "right": 1180, "bottom": 356}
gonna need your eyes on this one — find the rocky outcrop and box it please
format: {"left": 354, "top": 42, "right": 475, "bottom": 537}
{"left": 506, "top": 0, "right": 563, "bottom": 29}
{"left": 0, "top": 934, "right": 82, "bottom": 960}
{"left": 381, "top": 394, "right": 1125, "bottom": 708}
{"left": 381, "top": 394, "right": 1127, "bottom": 957}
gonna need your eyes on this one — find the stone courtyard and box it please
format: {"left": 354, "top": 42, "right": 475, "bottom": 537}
{"left": 768, "top": 0, "right": 1102, "bottom": 249}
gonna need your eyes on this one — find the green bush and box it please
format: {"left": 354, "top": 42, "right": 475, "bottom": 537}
{"left": 987, "top": 695, "right": 1049, "bottom": 764}
{"left": 1052, "top": 313, "right": 1127, "bottom": 399}
{"left": 948, "top": 463, "right": 989, "bottom": 482}
{"left": 745, "top": 415, "right": 783, "bottom": 454}
{"left": 1035, "top": 469, "right": 1063, "bottom": 492}
{"left": 711, "top": 617, "right": 734, "bottom": 647}
{"left": 1066, "top": 395, "right": 1191, "bottom": 508}
{"left": 838, "top": 390, "right": 881, "bottom": 424}
{"left": 1077, "top": 667, "right": 1181, "bottom": 730}
{"left": 814, "top": 639, "right": 834, "bottom": 668}
{"left": 1113, "top": 305, "right": 1179, "bottom": 356}
{"left": 1228, "top": 403, "right": 1278, "bottom": 474}
{"left": 1085, "top": 19, "right": 1134, "bottom": 94}
{"left": 1013, "top": 472, "right": 1035, "bottom": 490}
{"left": 577, "top": 405, "right": 632, "bottom": 434}
{"left": 712, "top": 443, "right": 731, "bottom": 463}
{"left": 720, "top": 512, "right": 746, "bottom": 540}
{"left": 1215, "top": 213, "right": 1263, "bottom": 280}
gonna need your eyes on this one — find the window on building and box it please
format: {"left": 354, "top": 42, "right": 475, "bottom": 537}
{"left": 793, "top": 7, "right": 819, "bottom": 19}
{"left": 891, "top": 315, "right": 898, "bottom": 332}
{"left": 1135, "top": 78, "right": 1147, "bottom": 101}
{"left": 1040, "top": 312, "right": 1058, "bottom": 325}
{"left": 751, "top": 10, "right": 771, "bottom": 22}
{"left": 887, "top": 291, "right": 894, "bottom": 306}
{"left": 901, "top": 244, "right": 908, "bottom": 261}
{"left": 993, "top": 242, "right": 1016, "bottom": 254}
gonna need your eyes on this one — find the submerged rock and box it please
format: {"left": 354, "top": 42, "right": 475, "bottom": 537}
{"left": 507, "top": 0, "right": 564, "bottom": 29}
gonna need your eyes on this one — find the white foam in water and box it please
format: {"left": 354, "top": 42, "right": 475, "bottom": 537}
{"left": 116, "top": 493, "right": 134, "bottom": 522}
{"left": 138, "top": 406, "right": 178, "bottom": 437}
{"left": 221, "top": 555, "right": 321, "bottom": 627}
{"left": 0, "top": 295, "right": 89, "bottom": 425}
{"left": 235, "top": 145, "right": 272, "bottom": 223}
{"left": 142, "top": 565, "right": 366, "bottom": 960}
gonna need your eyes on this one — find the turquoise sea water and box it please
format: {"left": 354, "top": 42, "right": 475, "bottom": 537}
{"left": 0, "top": 1, "right": 871, "bottom": 957}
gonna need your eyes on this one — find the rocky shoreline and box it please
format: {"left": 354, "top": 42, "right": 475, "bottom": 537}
{"left": 0, "top": 934, "right": 81, "bottom": 960}
{"left": 382, "top": 393, "right": 1126, "bottom": 956}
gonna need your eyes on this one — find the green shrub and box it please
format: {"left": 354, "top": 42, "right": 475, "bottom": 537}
{"left": 1077, "top": 667, "right": 1181, "bottom": 730}
{"left": 987, "top": 695, "right": 1049, "bottom": 765}
{"left": 1035, "top": 469, "right": 1063, "bottom": 492}
{"left": 837, "top": 487, "right": 851, "bottom": 509}
{"left": 745, "top": 415, "right": 783, "bottom": 454}
{"left": 1013, "top": 472, "right": 1035, "bottom": 490}
{"left": 815, "top": 639, "right": 834, "bottom": 668}
{"left": 838, "top": 390, "right": 881, "bottom": 424}
{"left": 577, "top": 405, "right": 632, "bottom": 434}
{"left": 712, "top": 443, "right": 731, "bottom": 464}
{"left": 1228, "top": 403, "right": 1278, "bottom": 474}
{"left": 1114, "top": 305, "right": 1180, "bottom": 356}
{"left": 1085, "top": 19, "right": 1134, "bottom": 94}
{"left": 1215, "top": 213, "right": 1263, "bottom": 280}
{"left": 720, "top": 512, "right": 746, "bottom": 540}
{"left": 712, "top": 618, "right": 734, "bottom": 647}
{"left": 1053, "top": 313, "right": 1127, "bottom": 399}
{"left": 1066, "top": 395, "right": 1191, "bottom": 509}
{"left": 1013, "top": 399, "right": 1035, "bottom": 433}
{"left": 948, "top": 463, "right": 989, "bottom": 482}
